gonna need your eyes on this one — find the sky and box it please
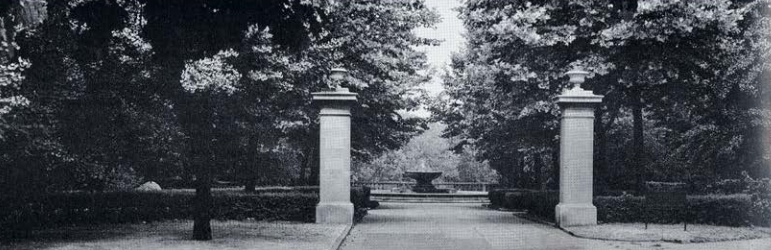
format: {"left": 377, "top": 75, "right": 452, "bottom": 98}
{"left": 414, "top": 0, "right": 465, "bottom": 98}
{"left": 406, "top": 0, "right": 465, "bottom": 118}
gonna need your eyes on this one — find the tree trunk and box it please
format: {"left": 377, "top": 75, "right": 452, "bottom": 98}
{"left": 551, "top": 147, "right": 560, "bottom": 190}
{"left": 298, "top": 148, "right": 309, "bottom": 185}
{"left": 308, "top": 144, "right": 320, "bottom": 186}
{"left": 192, "top": 175, "right": 212, "bottom": 240}
{"left": 534, "top": 153, "right": 545, "bottom": 191}
{"left": 244, "top": 179, "right": 256, "bottom": 193}
{"left": 492, "top": 159, "right": 511, "bottom": 187}
{"left": 631, "top": 88, "right": 645, "bottom": 193}
{"left": 243, "top": 153, "right": 259, "bottom": 192}
{"left": 299, "top": 144, "right": 316, "bottom": 185}
{"left": 192, "top": 96, "right": 213, "bottom": 241}
{"left": 508, "top": 157, "right": 527, "bottom": 188}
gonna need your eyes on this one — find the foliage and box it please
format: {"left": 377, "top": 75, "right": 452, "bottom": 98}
{"left": 352, "top": 122, "right": 497, "bottom": 182}
{"left": 0, "top": 0, "right": 438, "bottom": 239}
{"left": 0, "top": 0, "right": 186, "bottom": 195}
{"left": 285, "top": 1, "right": 441, "bottom": 185}
{"left": 180, "top": 49, "right": 242, "bottom": 95}
{"left": 0, "top": 0, "right": 44, "bottom": 123}
{"left": 1, "top": 0, "right": 439, "bottom": 192}
{"left": 435, "top": 0, "right": 771, "bottom": 190}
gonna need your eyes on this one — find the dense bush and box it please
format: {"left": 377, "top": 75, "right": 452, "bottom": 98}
{"left": 528, "top": 191, "right": 559, "bottom": 220}
{"left": 488, "top": 189, "right": 524, "bottom": 208}
{"left": 745, "top": 177, "right": 771, "bottom": 226}
{"left": 0, "top": 186, "right": 373, "bottom": 235}
{"left": 488, "top": 189, "right": 558, "bottom": 220}
{"left": 489, "top": 189, "right": 769, "bottom": 226}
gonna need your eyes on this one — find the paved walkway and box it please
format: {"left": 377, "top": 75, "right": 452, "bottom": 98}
{"left": 340, "top": 203, "right": 771, "bottom": 250}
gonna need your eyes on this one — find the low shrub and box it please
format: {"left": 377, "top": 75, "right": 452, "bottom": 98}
{"left": 687, "top": 194, "right": 757, "bottom": 226}
{"left": 745, "top": 177, "right": 771, "bottom": 226}
{"left": 487, "top": 189, "right": 504, "bottom": 207}
{"left": 596, "top": 194, "right": 759, "bottom": 226}
{"left": 492, "top": 189, "right": 767, "bottom": 226}
{"left": 702, "top": 179, "right": 749, "bottom": 194}
{"left": 595, "top": 189, "right": 636, "bottom": 197}
{"left": 0, "top": 186, "right": 374, "bottom": 235}
{"left": 489, "top": 189, "right": 557, "bottom": 220}
{"left": 593, "top": 195, "right": 644, "bottom": 223}
{"left": 488, "top": 189, "right": 530, "bottom": 208}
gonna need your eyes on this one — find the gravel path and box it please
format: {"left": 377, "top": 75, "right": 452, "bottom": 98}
{"left": 339, "top": 203, "right": 771, "bottom": 250}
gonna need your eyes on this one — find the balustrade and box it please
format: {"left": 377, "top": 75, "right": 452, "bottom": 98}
{"left": 352, "top": 181, "right": 498, "bottom": 192}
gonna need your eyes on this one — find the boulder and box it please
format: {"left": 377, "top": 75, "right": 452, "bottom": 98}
{"left": 136, "top": 181, "right": 162, "bottom": 191}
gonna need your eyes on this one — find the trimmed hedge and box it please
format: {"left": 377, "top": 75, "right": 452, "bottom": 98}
{"left": 0, "top": 186, "right": 373, "bottom": 234}
{"left": 489, "top": 189, "right": 768, "bottom": 226}
{"left": 596, "top": 194, "right": 761, "bottom": 226}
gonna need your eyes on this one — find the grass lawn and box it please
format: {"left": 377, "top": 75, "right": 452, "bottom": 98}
{"left": 0, "top": 220, "right": 347, "bottom": 250}
{"left": 563, "top": 223, "right": 771, "bottom": 243}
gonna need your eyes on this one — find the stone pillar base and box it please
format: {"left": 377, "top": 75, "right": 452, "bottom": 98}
{"left": 316, "top": 202, "right": 353, "bottom": 224}
{"left": 555, "top": 203, "right": 597, "bottom": 227}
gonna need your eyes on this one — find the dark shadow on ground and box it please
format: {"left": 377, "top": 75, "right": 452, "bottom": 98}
{"left": 0, "top": 220, "right": 299, "bottom": 245}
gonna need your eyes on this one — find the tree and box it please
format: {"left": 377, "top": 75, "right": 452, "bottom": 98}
{"left": 436, "top": 0, "right": 769, "bottom": 191}
{"left": 283, "top": 0, "right": 440, "bottom": 185}
{"left": 178, "top": 48, "right": 244, "bottom": 240}
{"left": 138, "top": 0, "right": 439, "bottom": 239}
{"left": 0, "top": 0, "right": 44, "bottom": 135}
{"left": 0, "top": 0, "right": 46, "bottom": 197}
{"left": 5, "top": 0, "right": 439, "bottom": 240}
{"left": 3, "top": 0, "right": 184, "bottom": 196}
{"left": 138, "top": 0, "right": 331, "bottom": 240}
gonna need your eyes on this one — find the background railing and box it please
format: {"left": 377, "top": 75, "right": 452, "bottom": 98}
{"left": 352, "top": 181, "right": 499, "bottom": 192}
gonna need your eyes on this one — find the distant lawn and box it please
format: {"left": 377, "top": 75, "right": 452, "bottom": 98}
{"left": 564, "top": 223, "right": 771, "bottom": 243}
{"left": 1, "top": 220, "right": 347, "bottom": 250}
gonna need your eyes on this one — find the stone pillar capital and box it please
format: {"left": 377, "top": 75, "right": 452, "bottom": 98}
{"left": 556, "top": 86, "right": 603, "bottom": 106}
{"left": 311, "top": 87, "right": 358, "bottom": 106}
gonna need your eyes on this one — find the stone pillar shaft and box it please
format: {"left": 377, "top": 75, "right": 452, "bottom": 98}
{"left": 559, "top": 106, "right": 595, "bottom": 204}
{"left": 313, "top": 88, "right": 357, "bottom": 224}
{"left": 555, "top": 87, "right": 602, "bottom": 227}
{"left": 319, "top": 104, "right": 352, "bottom": 204}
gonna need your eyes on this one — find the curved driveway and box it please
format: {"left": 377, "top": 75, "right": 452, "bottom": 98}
{"left": 340, "top": 203, "right": 771, "bottom": 250}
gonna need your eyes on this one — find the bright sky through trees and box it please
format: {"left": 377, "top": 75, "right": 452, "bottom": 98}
{"left": 411, "top": 0, "right": 464, "bottom": 117}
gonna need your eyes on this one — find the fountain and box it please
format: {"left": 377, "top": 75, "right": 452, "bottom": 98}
{"left": 403, "top": 161, "right": 450, "bottom": 193}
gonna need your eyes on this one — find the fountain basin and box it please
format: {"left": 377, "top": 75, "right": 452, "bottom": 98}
{"left": 403, "top": 171, "right": 450, "bottom": 193}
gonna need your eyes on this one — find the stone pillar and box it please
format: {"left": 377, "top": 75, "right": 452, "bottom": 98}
{"left": 312, "top": 87, "right": 357, "bottom": 224}
{"left": 555, "top": 69, "right": 603, "bottom": 227}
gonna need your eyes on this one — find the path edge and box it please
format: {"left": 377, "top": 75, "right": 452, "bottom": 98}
{"left": 512, "top": 213, "right": 669, "bottom": 244}
{"left": 330, "top": 222, "right": 354, "bottom": 250}
{"left": 512, "top": 212, "right": 767, "bottom": 244}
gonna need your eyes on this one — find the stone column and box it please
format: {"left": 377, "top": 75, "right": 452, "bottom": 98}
{"left": 312, "top": 87, "right": 357, "bottom": 224}
{"left": 555, "top": 69, "right": 603, "bottom": 227}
